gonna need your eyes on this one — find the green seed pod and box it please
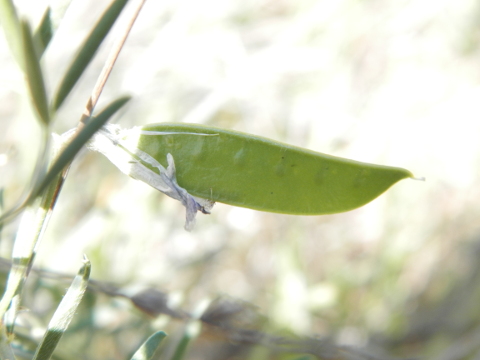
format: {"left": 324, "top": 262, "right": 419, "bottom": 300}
{"left": 127, "top": 123, "right": 413, "bottom": 215}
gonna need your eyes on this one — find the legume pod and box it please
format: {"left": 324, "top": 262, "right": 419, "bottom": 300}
{"left": 129, "top": 123, "right": 412, "bottom": 215}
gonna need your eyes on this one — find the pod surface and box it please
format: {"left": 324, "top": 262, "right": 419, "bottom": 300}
{"left": 131, "top": 123, "right": 412, "bottom": 215}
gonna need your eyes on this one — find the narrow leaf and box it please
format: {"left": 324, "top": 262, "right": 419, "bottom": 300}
{"left": 33, "top": 7, "right": 53, "bottom": 57}
{"left": 30, "top": 96, "right": 130, "bottom": 200}
{"left": 52, "top": 0, "right": 130, "bottom": 111}
{"left": 129, "top": 123, "right": 414, "bottom": 215}
{"left": 130, "top": 331, "right": 167, "bottom": 360}
{"left": 170, "top": 333, "right": 192, "bottom": 360}
{"left": 0, "top": 97, "right": 129, "bottom": 226}
{"left": 32, "top": 257, "right": 91, "bottom": 360}
{"left": 0, "top": 0, "right": 23, "bottom": 69}
{"left": 20, "top": 20, "right": 50, "bottom": 126}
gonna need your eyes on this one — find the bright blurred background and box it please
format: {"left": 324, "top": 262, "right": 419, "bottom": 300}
{"left": 2, "top": 0, "right": 480, "bottom": 358}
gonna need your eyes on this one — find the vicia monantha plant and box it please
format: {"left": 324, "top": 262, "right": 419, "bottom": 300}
{"left": 0, "top": 0, "right": 416, "bottom": 359}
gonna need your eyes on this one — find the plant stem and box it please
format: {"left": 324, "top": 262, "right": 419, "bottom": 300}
{"left": 0, "top": 0, "right": 147, "bottom": 330}
{"left": 81, "top": 0, "right": 147, "bottom": 125}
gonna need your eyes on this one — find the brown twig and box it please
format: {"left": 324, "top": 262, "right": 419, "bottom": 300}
{"left": 80, "top": 0, "right": 147, "bottom": 126}
{"left": 49, "top": 0, "right": 147, "bottom": 213}
{"left": 52, "top": 0, "right": 148, "bottom": 211}
{"left": 0, "top": 256, "right": 411, "bottom": 360}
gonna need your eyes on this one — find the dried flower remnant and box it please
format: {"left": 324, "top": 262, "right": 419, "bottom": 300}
{"left": 88, "top": 124, "right": 214, "bottom": 230}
